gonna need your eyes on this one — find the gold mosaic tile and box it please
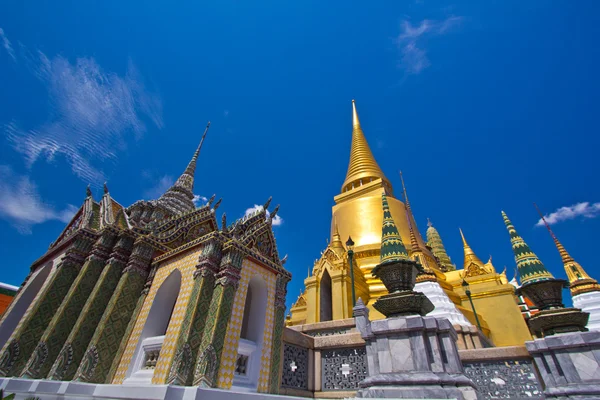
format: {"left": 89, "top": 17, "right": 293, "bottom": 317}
{"left": 111, "top": 248, "right": 201, "bottom": 384}
{"left": 217, "top": 259, "right": 277, "bottom": 392}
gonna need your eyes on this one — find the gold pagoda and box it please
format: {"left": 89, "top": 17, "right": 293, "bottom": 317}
{"left": 287, "top": 100, "right": 532, "bottom": 347}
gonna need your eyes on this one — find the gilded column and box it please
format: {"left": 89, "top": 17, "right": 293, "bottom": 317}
{"left": 73, "top": 238, "right": 154, "bottom": 384}
{"left": 0, "top": 232, "right": 95, "bottom": 377}
{"left": 48, "top": 232, "right": 135, "bottom": 381}
{"left": 167, "top": 238, "right": 221, "bottom": 386}
{"left": 192, "top": 246, "right": 243, "bottom": 387}
{"left": 268, "top": 273, "right": 290, "bottom": 393}
{"left": 21, "top": 228, "right": 118, "bottom": 379}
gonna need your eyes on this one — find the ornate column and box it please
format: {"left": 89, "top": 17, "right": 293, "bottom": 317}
{"left": 0, "top": 232, "right": 95, "bottom": 377}
{"left": 268, "top": 273, "right": 290, "bottom": 393}
{"left": 167, "top": 238, "right": 221, "bottom": 386}
{"left": 48, "top": 232, "right": 134, "bottom": 381}
{"left": 192, "top": 246, "right": 243, "bottom": 387}
{"left": 73, "top": 238, "right": 154, "bottom": 384}
{"left": 21, "top": 229, "right": 119, "bottom": 379}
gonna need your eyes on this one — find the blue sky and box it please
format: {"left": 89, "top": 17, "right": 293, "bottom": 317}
{"left": 1, "top": 1, "right": 599, "bottom": 310}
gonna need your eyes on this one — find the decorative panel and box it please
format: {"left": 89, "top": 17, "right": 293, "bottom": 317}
{"left": 462, "top": 360, "right": 544, "bottom": 399}
{"left": 321, "top": 347, "right": 368, "bottom": 391}
{"left": 281, "top": 343, "right": 308, "bottom": 390}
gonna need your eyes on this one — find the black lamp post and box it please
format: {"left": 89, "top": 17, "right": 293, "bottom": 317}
{"left": 462, "top": 279, "right": 483, "bottom": 332}
{"left": 346, "top": 236, "right": 356, "bottom": 308}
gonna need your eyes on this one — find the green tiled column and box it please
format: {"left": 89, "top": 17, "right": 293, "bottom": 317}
{"left": 0, "top": 233, "right": 96, "bottom": 377}
{"left": 193, "top": 246, "right": 243, "bottom": 387}
{"left": 73, "top": 239, "right": 154, "bottom": 384}
{"left": 268, "top": 273, "right": 290, "bottom": 393}
{"left": 167, "top": 238, "right": 221, "bottom": 386}
{"left": 21, "top": 229, "right": 118, "bottom": 379}
{"left": 48, "top": 233, "right": 135, "bottom": 381}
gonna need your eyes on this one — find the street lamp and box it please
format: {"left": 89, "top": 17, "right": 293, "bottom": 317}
{"left": 346, "top": 236, "right": 356, "bottom": 309}
{"left": 462, "top": 279, "right": 483, "bottom": 332}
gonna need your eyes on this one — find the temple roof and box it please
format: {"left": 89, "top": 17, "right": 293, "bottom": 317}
{"left": 502, "top": 211, "right": 555, "bottom": 285}
{"left": 341, "top": 100, "right": 390, "bottom": 193}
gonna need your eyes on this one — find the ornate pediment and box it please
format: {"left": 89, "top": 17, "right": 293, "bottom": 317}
{"left": 464, "top": 261, "right": 489, "bottom": 278}
{"left": 150, "top": 206, "right": 217, "bottom": 249}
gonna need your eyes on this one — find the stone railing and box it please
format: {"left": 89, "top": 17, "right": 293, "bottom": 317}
{"left": 459, "top": 346, "right": 544, "bottom": 399}
{"left": 123, "top": 335, "right": 165, "bottom": 385}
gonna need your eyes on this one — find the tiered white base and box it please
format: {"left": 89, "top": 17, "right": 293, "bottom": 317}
{"left": 573, "top": 291, "right": 600, "bottom": 331}
{"left": 0, "top": 378, "right": 306, "bottom": 400}
{"left": 415, "top": 281, "right": 472, "bottom": 327}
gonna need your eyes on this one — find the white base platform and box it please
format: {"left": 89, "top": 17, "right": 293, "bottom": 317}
{"left": 416, "top": 281, "right": 472, "bottom": 327}
{"left": 573, "top": 291, "right": 600, "bottom": 331}
{"left": 0, "top": 378, "right": 307, "bottom": 400}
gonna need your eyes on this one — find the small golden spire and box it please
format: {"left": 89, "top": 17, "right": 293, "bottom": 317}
{"left": 459, "top": 228, "right": 487, "bottom": 274}
{"left": 342, "top": 100, "right": 389, "bottom": 192}
{"left": 399, "top": 171, "right": 420, "bottom": 252}
{"left": 331, "top": 216, "right": 345, "bottom": 252}
{"left": 534, "top": 203, "right": 574, "bottom": 264}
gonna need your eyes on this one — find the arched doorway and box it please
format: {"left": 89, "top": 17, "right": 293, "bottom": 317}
{"left": 233, "top": 275, "right": 268, "bottom": 391}
{"left": 320, "top": 269, "right": 333, "bottom": 322}
{"left": 124, "top": 269, "right": 181, "bottom": 384}
{"left": 0, "top": 262, "right": 53, "bottom": 349}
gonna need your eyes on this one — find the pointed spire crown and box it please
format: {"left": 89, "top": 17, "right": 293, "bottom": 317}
{"left": 459, "top": 228, "right": 487, "bottom": 271}
{"left": 341, "top": 100, "right": 389, "bottom": 192}
{"left": 502, "top": 211, "right": 555, "bottom": 285}
{"left": 426, "top": 219, "right": 455, "bottom": 271}
{"left": 380, "top": 194, "right": 409, "bottom": 264}
{"left": 157, "top": 122, "right": 210, "bottom": 215}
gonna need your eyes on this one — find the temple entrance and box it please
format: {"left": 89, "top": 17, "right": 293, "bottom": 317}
{"left": 124, "top": 269, "right": 181, "bottom": 384}
{"left": 320, "top": 269, "right": 333, "bottom": 322}
{"left": 0, "top": 262, "right": 52, "bottom": 349}
{"left": 233, "top": 275, "right": 268, "bottom": 391}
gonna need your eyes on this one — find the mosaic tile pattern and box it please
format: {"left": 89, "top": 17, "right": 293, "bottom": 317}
{"left": 217, "top": 258, "right": 276, "bottom": 392}
{"left": 48, "top": 260, "right": 124, "bottom": 381}
{"left": 111, "top": 249, "right": 200, "bottom": 384}
{"left": 74, "top": 270, "right": 145, "bottom": 383}
{"left": 23, "top": 252, "right": 112, "bottom": 379}
{"left": 269, "top": 306, "right": 286, "bottom": 392}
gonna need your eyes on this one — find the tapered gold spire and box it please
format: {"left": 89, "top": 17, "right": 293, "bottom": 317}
{"left": 342, "top": 100, "right": 389, "bottom": 192}
{"left": 460, "top": 228, "right": 489, "bottom": 277}
{"left": 534, "top": 204, "right": 600, "bottom": 296}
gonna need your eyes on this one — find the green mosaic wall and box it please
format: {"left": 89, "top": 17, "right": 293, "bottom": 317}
{"left": 73, "top": 270, "right": 146, "bottom": 383}
{"left": 268, "top": 306, "right": 286, "bottom": 393}
{"left": 48, "top": 260, "right": 123, "bottom": 381}
{"left": 167, "top": 272, "right": 216, "bottom": 385}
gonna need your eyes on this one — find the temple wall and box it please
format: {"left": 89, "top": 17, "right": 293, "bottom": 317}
{"left": 112, "top": 248, "right": 201, "bottom": 384}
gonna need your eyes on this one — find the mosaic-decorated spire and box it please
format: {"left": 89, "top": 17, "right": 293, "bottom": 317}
{"left": 535, "top": 204, "right": 600, "bottom": 296}
{"left": 426, "top": 219, "right": 455, "bottom": 271}
{"left": 158, "top": 122, "right": 210, "bottom": 215}
{"left": 380, "top": 194, "right": 409, "bottom": 264}
{"left": 341, "top": 100, "right": 389, "bottom": 192}
{"left": 502, "top": 211, "right": 555, "bottom": 285}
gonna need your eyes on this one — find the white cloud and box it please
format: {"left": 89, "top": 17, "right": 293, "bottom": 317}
{"left": 244, "top": 204, "right": 284, "bottom": 226}
{"left": 193, "top": 194, "right": 208, "bottom": 206}
{"left": 0, "top": 166, "right": 77, "bottom": 234}
{"left": 396, "top": 16, "right": 462, "bottom": 75}
{"left": 143, "top": 175, "right": 173, "bottom": 199}
{"left": 536, "top": 202, "right": 600, "bottom": 227}
{"left": 0, "top": 27, "right": 16, "bottom": 61}
{"left": 5, "top": 48, "right": 162, "bottom": 184}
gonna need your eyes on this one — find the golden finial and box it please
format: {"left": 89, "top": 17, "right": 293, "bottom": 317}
{"left": 459, "top": 228, "right": 486, "bottom": 271}
{"left": 534, "top": 203, "right": 574, "bottom": 264}
{"left": 342, "top": 100, "right": 389, "bottom": 192}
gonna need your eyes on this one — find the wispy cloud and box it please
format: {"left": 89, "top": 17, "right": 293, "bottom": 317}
{"left": 244, "top": 204, "right": 283, "bottom": 226}
{"left": 395, "top": 16, "right": 462, "bottom": 75}
{"left": 0, "top": 166, "right": 77, "bottom": 234}
{"left": 4, "top": 37, "right": 163, "bottom": 184}
{"left": 223, "top": 110, "right": 229, "bottom": 117}
{"left": 0, "top": 27, "right": 16, "bottom": 61}
{"left": 193, "top": 194, "right": 208, "bottom": 206}
{"left": 536, "top": 202, "right": 600, "bottom": 226}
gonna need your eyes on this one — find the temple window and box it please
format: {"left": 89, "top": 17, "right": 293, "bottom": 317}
{"left": 320, "top": 269, "right": 333, "bottom": 322}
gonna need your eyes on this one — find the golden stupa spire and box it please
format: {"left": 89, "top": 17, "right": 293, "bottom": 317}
{"left": 534, "top": 203, "right": 600, "bottom": 296}
{"left": 459, "top": 228, "right": 488, "bottom": 277}
{"left": 341, "top": 100, "right": 389, "bottom": 192}
{"left": 399, "top": 171, "right": 420, "bottom": 252}
{"left": 330, "top": 217, "right": 345, "bottom": 252}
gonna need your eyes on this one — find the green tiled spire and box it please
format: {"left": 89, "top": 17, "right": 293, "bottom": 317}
{"left": 380, "top": 194, "right": 409, "bottom": 264}
{"left": 502, "top": 211, "right": 554, "bottom": 285}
